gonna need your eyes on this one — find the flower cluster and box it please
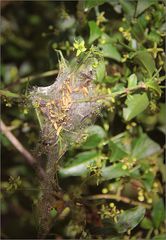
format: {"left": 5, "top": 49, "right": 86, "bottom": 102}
{"left": 99, "top": 202, "right": 123, "bottom": 223}
{"left": 119, "top": 27, "right": 132, "bottom": 41}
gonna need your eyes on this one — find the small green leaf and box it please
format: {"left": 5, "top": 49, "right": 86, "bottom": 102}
{"left": 88, "top": 21, "right": 102, "bottom": 44}
{"left": 140, "top": 217, "right": 153, "bottom": 230}
{"left": 158, "top": 159, "right": 166, "bottom": 182}
{"left": 158, "top": 103, "right": 166, "bottom": 125}
{"left": 116, "top": 206, "right": 145, "bottom": 233}
{"left": 132, "top": 21, "right": 145, "bottom": 41}
{"left": 82, "top": 125, "right": 106, "bottom": 149}
{"left": 0, "top": 133, "right": 11, "bottom": 147}
{"left": 101, "top": 163, "right": 129, "bottom": 181}
{"left": 96, "top": 61, "right": 106, "bottom": 82}
{"left": 100, "top": 43, "right": 121, "bottom": 62}
{"left": 50, "top": 208, "right": 57, "bottom": 218}
{"left": 134, "top": 51, "right": 156, "bottom": 76}
{"left": 142, "top": 171, "right": 155, "bottom": 191}
{"left": 127, "top": 74, "right": 137, "bottom": 88}
{"left": 146, "top": 80, "right": 161, "bottom": 96}
{"left": 152, "top": 198, "right": 165, "bottom": 228}
{"left": 153, "top": 234, "right": 166, "bottom": 240}
{"left": 135, "top": 0, "right": 156, "bottom": 17}
{"left": 119, "top": 0, "right": 136, "bottom": 17}
{"left": 123, "top": 93, "right": 149, "bottom": 121}
{"left": 109, "top": 140, "right": 128, "bottom": 162}
{"left": 84, "top": 0, "right": 108, "bottom": 10}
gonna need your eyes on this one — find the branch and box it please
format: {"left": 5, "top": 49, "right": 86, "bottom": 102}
{"left": 20, "top": 69, "right": 58, "bottom": 84}
{"left": 74, "top": 83, "right": 147, "bottom": 104}
{"left": 85, "top": 194, "right": 151, "bottom": 209}
{"left": 6, "top": 69, "right": 58, "bottom": 90}
{"left": 0, "top": 120, "right": 45, "bottom": 179}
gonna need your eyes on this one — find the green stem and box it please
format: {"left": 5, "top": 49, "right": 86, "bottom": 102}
{"left": 74, "top": 84, "right": 146, "bottom": 104}
{"left": 0, "top": 89, "right": 21, "bottom": 98}
{"left": 146, "top": 228, "right": 153, "bottom": 239}
{"left": 20, "top": 69, "right": 58, "bottom": 84}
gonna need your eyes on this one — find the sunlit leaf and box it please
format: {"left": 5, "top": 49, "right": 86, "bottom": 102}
{"left": 127, "top": 74, "right": 137, "bottom": 88}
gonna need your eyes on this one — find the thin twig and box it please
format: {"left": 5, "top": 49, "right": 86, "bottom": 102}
{"left": 0, "top": 120, "right": 45, "bottom": 179}
{"left": 73, "top": 84, "right": 147, "bottom": 104}
{"left": 6, "top": 69, "right": 58, "bottom": 90}
{"left": 20, "top": 69, "right": 58, "bottom": 84}
{"left": 85, "top": 194, "right": 151, "bottom": 209}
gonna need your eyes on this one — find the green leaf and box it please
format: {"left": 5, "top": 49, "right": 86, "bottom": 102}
{"left": 153, "top": 234, "right": 166, "bottom": 240}
{"left": 84, "top": 0, "right": 108, "bottom": 10}
{"left": 109, "top": 140, "right": 128, "bottom": 162}
{"left": 100, "top": 43, "right": 121, "bottom": 62}
{"left": 140, "top": 217, "right": 153, "bottom": 230}
{"left": 158, "top": 159, "right": 166, "bottom": 182}
{"left": 158, "top": 103, "right": 166, "bottom": 125}
{"left": 135, "top": 0, "right": 156, "bottom": 17}
{"left": 96, "top": 61, "right": 106, "bottom": 82}
{"left": 119, "top": 0, "right": 136, "bottom": 18}
{"left": 123, "top": 93, "right": 149, "bottom": 121}
{"left": 101, "top": 163, "right": 129, "bottom": 181}
{"left": 127, "top": 74, "right": 137, "bottom": 88}
{"left": 116, "top": 206, "right": 145, "bottom": 233}
{"left": 134, "top": 51, "right": 156, "bottom": 77}
{"left": 152, "top": 198, "right": 165, "bottom": 228}
{"left": 146, "top": 30, "right": 161, "bottom": 43}
{"left": 132, "top": 21, "right": 145, "bottom": 41}
{"left": 82, "top": 125, "right": 106, "bottom": 149}
{"left": 88, "top": 21, "right": 102, "bottom": 44}
{"left": 0, "top": 133, "right": 11, "bottom": 147}
{"left": 132, "top": 133, "right": 161, "bottom": 159}
{"left": 146, "top": 80, "right": 161, "bottom": 96}
{"left": 142, "top": 171, "right": 155, "bottom": 191}
{"left": 59, "top": 151, "right": 99, "bottom": 177}
{"left": 50, "top": 208, "right": 57, "bottom": 218}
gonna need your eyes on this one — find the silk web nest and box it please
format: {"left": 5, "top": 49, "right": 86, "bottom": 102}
{"left": 30, "top": 49, "right": 103, "bottom": 153}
